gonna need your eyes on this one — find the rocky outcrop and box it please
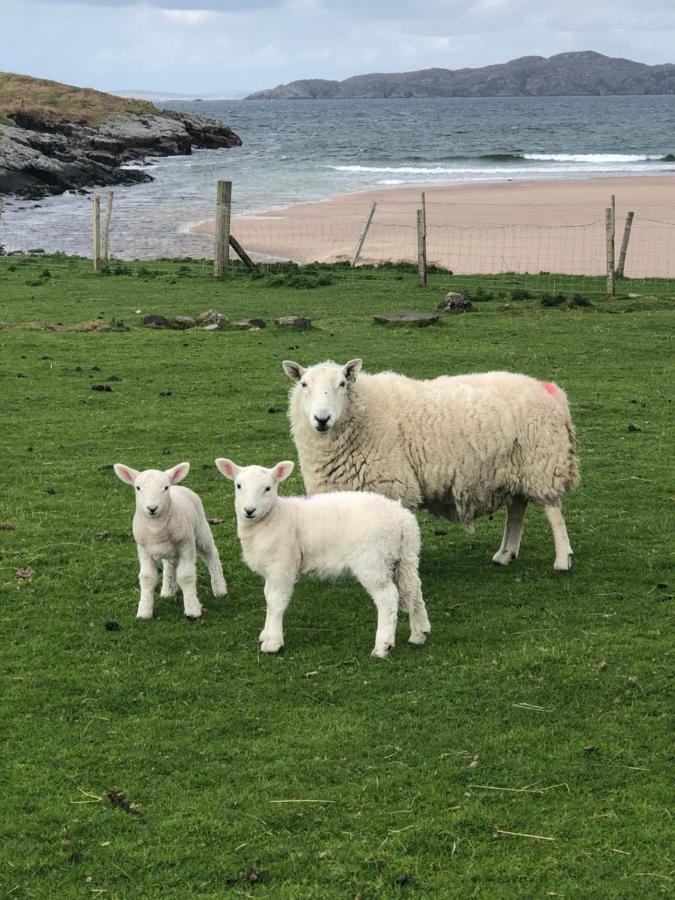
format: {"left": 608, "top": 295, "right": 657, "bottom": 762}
{"left": 247, "top": 51, "right": 675, "bottom": 99}
{"left": 0, "top": 110, "right": 241, "bottom": 199}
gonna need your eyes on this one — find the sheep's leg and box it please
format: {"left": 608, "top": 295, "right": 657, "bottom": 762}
{"left": 355, "top": 568, "right": 399, "bottom": 658}
{"left": 176, "top": 555, "right": 202, "bottom": 618}
{"left": 160, "top": 559, "right": 177, "bottom": 598}
{"left": 396, "top": 565, "right": 430, "bottom": 645}
{"left": 260, "top": 578, "right": 293, "bottom": 653}
{"left": 137, "top": 549, "right": 158, "bottom": 619}
{"left": 492, "top": 495, "right": 528, "bottom": 566}
{"left": 545, "top": 502, "right": 574, "bottom": 571}
{"left": 198, "top": 534, "right": 228, "bottom": 598}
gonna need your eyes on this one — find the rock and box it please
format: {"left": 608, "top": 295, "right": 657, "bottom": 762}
{"left": 174, "top": 315, "right": 197, "bottom": 329}
{"left": 374, "top": 311, "right": 439, "bottom": 326}
{"left": 15, "top": 565, "right": 35, "bottom": 580}
{"left": 201, "top": 323, "right": 219, "bottom": 331}
{"left": 0, "top": 522, "right": 15, "bottom": 531}
{"left": 233, "top": 318, "right": 266, "bottom": 330}
{"left": 91, "top": 383, "right": 112, "bottom": 392}
{"left": 197, "top": 308, "right": 229, "bottom": 327}
{"left": 142, "top": 314, "right": 171, "bottom": 328}
{"left": 438, "top": 292, "right": 472, "bottom": 312}
{"left": 275, "top": 315, "right": 312, "bottom": 328}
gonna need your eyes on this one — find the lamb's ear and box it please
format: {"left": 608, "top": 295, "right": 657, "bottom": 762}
{"left": 271, "top": 460, "right": 294, "bottom": 482}
{"left": 343, "top": 358, "right": 363, "bottom": 382}
{"left": 215, "top": 458, "right": 240, "bottom": 481}
{"left": 282, "top": 360, "right": 305, "bottom": 383}
{"left": 166, "top": 462, "right": 190, "bottom": 484}
{"left": 114, "top": 464, "right": 139, "bottom": 485}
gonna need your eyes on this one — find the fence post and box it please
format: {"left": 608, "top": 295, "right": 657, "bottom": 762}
{"left": 101, "top": 192, "right": 113, "bottom": 261}
{"left": 616, "top": 211, "right": 634, "bottom": 279}
{"left": 417, "top": 208, "right": 427, "bottom": 287}
{"left": 351, "top": 200, "right": 376, "bottom": 267}
{"left": 605, "top": 207, "right": 615, "bottom": 296}
{"left": 92, "top": 196, "right": 101, "bottom": 272}
{"left": 214, "top": 180, "right": 232, "bottom": 280}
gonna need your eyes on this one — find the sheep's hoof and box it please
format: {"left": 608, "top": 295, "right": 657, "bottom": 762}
{"left": 492, "top": 549, "right": 516, "bottom": 566}
{"left": 136, "top": 609, "right": 153, "bottom": 620}
{"left": 409, "top": 632, "right": 428, "bottom": 646}
{"left": 184, "top": 606, "right": 203, "bottom": 619}
{"left": 160, "top": 589, "right": 177, "bottom": 598}
{"left": 260, "top": 639, "right": 283, "bottom": 654}
{"left": 371, "top": 643, "right": 393, "bottom": 659}
{"left": 554, "top": 553, "right": 574, "bottom": 572}
{"left": 212, "top": 585, "right": 228, "bottom": 598}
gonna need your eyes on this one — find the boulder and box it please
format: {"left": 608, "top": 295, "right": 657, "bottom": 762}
{"left": 142, "top": 314, "right": 171, "bottom": 328}
{"left": 197, "top": 308, "right": 229, "bottom": 327}
{"left": 234, "top": 318, "right": 266, "bottom": 330}
{"left": 438, "top": 292, "right": 472, "bottom": 313}
{"left": 373, "top": 311, "right": 439, "bottom": 326}
{"left": 275, "top": 315, "right": 312, "bottom": 329}
{"left": 174, "top": 315, "right": 197, "bottom": 329}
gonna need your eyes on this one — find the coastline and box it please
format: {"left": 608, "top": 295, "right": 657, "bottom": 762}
{"left": 193, "top": 173, "right": 675, "bottom": 275}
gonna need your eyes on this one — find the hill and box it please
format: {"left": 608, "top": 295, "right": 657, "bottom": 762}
{"left": 246, "top": 51, "right": 675, "bottom": 99}
{"left": 0, "top": 72, "right": 241, "bottom": 199}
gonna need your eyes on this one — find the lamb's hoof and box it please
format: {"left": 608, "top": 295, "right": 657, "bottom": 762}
{"left": 260, "top": 639, "right": 283, "bottom": 654}
{"left": 492, "top": 550, "right": 516, "bottom": 566}
{"left": 371, "top": 643, "right": 394, "bottom": 659}
{"left": 409, "top": 631, "right": 428, "bottom": 646}
{"left": 212, "top": 585, "right": 228, "bottom": 598}
{"left": 136, "top": 609, "right": 153, "bottom": 620}
{"left": 184, "top": 606, "right": 203, "bottom": 619}
{"left": 554, "top": 553, "right": 574, "bottom": 572}
{"left": 160, "top": 589, "right": 177, "bottom": 598}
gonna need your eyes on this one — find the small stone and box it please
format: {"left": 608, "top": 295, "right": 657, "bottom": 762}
{"left": 275, "top": 315, "right": 312, "bottom": 329}
{"left": 627, "top": 423, "right": 641, "bottom": 432}
{"left": 438, "top": 292, "right": 472, "bottom": 312}
{"left": 142, "top": 314, "right": 171, "bottom": 328}
{"left": 395, "top": 874, "right": 410, "bottom": 885}
{"left": 105, "top": 621, "right": 120, "bottom": 631}
{"left": 16, "top": 565, "right": 35, "bottom": 580}
{"left": 197, "top": 308, "right": 229, "bottom": 327}
{"left": 374, "top": 311, "right": 439, "bottom": 326}
{"left": 0, "top": 522, "right": 16, "bottom": 530}
{"left": 174, "top": 315, "right": 197, "bottom": 329}
{"left": 246, "top": 868, "right": 261, "bottom": 884}
{"left": 92, "top": 384, "right": 112, "bottom": 392}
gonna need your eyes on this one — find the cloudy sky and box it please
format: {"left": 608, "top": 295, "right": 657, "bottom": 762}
{"left": 1, "top": 0, "right": 674, "bottom": 95}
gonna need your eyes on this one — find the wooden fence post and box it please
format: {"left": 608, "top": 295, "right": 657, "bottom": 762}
{"left": 214, "top": 180, "right": 232, "bottom": 280}
{"left": 92, "top": 196, "right": 101, "bottom": 272}
{"left": 417, "top": 208, "right": 427, "bottom": 287}
{"left": 616, "top": 211, "right": 634, "bottom": 279}
{"left": 101, "top": 192, "right": 113, "bottom": 261}
{"left": 605, "top": 207, "right": 614, "bottom": 296}
{"left": 351, "top": 200, "right": 376, "bottom": 267}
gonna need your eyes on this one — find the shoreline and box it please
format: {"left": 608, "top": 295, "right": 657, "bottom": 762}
{"left": 193, "top": 173, "right": 675, "bottom": 275}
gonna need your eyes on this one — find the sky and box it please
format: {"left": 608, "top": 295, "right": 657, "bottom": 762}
{"left": 1, "top": 0, "right": 674, "bottom": 96}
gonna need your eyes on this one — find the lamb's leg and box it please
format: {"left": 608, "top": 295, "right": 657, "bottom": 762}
{"left": 137, "top": 548, "right": 158, "bottom": 619}
{"left": 396, "top": 563, "right": 430, "bottom": 645}
{"left": 545, "top": 501, "right": 574, "bottom": 571}
{"left": 260, "top": 578, "right": 293, "bottom": 653}
{"left": 160, "top": 559, "right": 177, "bottom": 597}
{"left": 355, "top": 568, "right": 399, "bottom": 658}
{"left": 176, "top": 555, "right": 202, "bottom": 618}
{"left": 198, "top": 533, "right": 228, "bottom": 598}
{"left": 492, "top": 495, "right": 528, "bottom": 566}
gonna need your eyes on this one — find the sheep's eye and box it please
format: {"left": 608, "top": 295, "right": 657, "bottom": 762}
{"left": 339, "top": 380, "right": 346, "bottom": 388}
{"left": 236, "top": 483, "right": 241, "bottom": 489}
{"left": 135, "top": 486, "right": 140, "bottom": 491}
{"left": 264, "top": 486, "right": 271, "bottom": 493}
{"left": 164, "top": 486, "right": 169, "bottom": 491}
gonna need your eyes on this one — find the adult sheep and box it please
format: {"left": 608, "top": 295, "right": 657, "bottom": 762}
{"left": 282, "top": 359, "right": 579, "bottom": 571}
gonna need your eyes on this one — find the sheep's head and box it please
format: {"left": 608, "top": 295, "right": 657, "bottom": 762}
{"left": 114, "top": 462, "right": 189, "bottom": 519}
{"left": 216, "top": 458, "right": 293, "bottom": 523}
{"left": 282, "top": 359, "right": 362, "bottom": 434}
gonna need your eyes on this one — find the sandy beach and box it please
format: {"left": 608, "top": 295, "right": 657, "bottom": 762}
{"left": 194, "top": 175, "right": 675, "bottom": 276}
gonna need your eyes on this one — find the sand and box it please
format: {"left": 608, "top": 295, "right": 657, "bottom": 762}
{"left": 193, "top": 176, "right": 675, "bottom": 277}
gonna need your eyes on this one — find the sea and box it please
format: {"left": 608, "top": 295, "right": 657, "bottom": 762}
{"left": 2, "top": 95, "right": 675, "bottom": 257}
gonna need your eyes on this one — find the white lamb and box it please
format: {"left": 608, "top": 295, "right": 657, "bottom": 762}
{"left": 282, "top": 359, "right": 580, "bottom": 571}
{"left": 114, "top": 462, "right": 227, "bottom": 619}
{"left": 215, "top": 457, "right": 431, "bottom": 658}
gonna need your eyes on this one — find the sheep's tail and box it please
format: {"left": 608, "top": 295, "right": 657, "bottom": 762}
{"left": 396, "top": 517, "right": 422, "bottom": 613}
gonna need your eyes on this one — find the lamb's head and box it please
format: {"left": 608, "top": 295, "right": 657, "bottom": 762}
{"left": 216, "top": 458, "right": 294, "bottom": 523}
{"left": 114, "top": 462, "right": 189, "bottom": 519}
{"left": 282, "top": 359, "right": 362, "bottom": 433}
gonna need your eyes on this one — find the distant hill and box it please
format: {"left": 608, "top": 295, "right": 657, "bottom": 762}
{"left": 246, "top": 51, "right": 675, "bottom": 99}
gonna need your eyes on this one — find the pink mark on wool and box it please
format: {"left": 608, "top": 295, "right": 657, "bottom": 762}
{"left": 541, "top": 381, "right": 559, "bottom": 396}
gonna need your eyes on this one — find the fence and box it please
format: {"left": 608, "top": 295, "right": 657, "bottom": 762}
{"left": 2, "top": 181, "right": 675, "bottom": 298}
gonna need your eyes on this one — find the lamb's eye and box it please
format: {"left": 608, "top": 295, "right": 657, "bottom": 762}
{"left": 301, "top": 382, "right": 308, "bottom": 388}
{"left": 236, "top": 484, "right": 241, "bottom": 489}
{"left": 164, "top": 486, "right": 169, "bottom": 491}
{"left": 339, "top": 380, "right": 346, "bottom": 388}
{"left": 135, "top": 486, "right": 140, "bottom": 491}
{"left": 264, "top": 486, "right": 271, "bottom": 492}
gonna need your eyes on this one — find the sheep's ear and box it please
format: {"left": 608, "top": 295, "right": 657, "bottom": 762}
{"left": 114, "top": 464, "right": 139, "bottom": 485}
{"left": 343, "top": 358, "right": 362, "bottom": 382}
{"left": 282, "top": 360, "right": 305, "bottom": 382}
{"left": 166, "top": 462, "right": 190, "bottom": 484}
{"left": 271, "top": 460, "right": 294, "bottom": 482}
{"left": 215, "top": 458, "right": 240, "bottom": 481}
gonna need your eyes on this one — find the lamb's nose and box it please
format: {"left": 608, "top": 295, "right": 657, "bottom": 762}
{"left": 147, "top": 505, "right": 158, "bottom": 515}
{"left": 244, "top": 507, "right": 256, "bottom": 518}
{"left": 314, "top": 414, "right": 330, "bottom": 431}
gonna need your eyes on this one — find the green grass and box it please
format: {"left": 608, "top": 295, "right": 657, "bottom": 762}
{"left": 0, "top": 257, "right": 673, "bottom": 898}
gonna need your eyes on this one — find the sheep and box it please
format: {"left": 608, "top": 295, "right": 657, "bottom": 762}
{"left": 113, "top": 462, "right": 227, "bottom": 619}
{"left": 215, "top": 457, "right": 431, "bottom": 658}
{"left": 282, "top": 359, "right": 580, "bottom": 572}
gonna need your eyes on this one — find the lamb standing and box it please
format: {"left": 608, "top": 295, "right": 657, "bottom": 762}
{"left": 114, "top": 462, "right": 227, "bottom": 619}
{"left": 282, "top": 359, "right": 579, "bottom": 571}
{"left": 215, "top": 458, "right": 430, "bottom": 658}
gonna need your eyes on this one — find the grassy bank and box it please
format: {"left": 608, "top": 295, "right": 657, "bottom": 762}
{"left": 0, "top": 257, "right": 672, "bottom": 897}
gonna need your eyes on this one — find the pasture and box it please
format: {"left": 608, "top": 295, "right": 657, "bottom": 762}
{"left": 0, "top": 257, "right": 672, "bottom": 897}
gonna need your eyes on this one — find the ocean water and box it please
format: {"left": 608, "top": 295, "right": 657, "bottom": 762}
{"left": 2, "top": 95, "right": 675, "bottom": 256}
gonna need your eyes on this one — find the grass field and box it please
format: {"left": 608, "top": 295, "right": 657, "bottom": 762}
{"left": 0, "top": 256, "right": 672, "bottom": 898}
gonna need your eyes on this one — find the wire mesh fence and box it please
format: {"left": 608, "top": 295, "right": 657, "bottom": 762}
{"left": 1, "top": 185, "right": 675, "bottom": 298}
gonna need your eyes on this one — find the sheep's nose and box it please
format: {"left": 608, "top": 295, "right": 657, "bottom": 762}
{"left": 314, "top": 414, "right": 331, "bottom": 431}
{"left": 147, "top": 505, "right": 158, "bottom": 515}
{"left": 244, "top": 507, "right": 256, "bottom": 518}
